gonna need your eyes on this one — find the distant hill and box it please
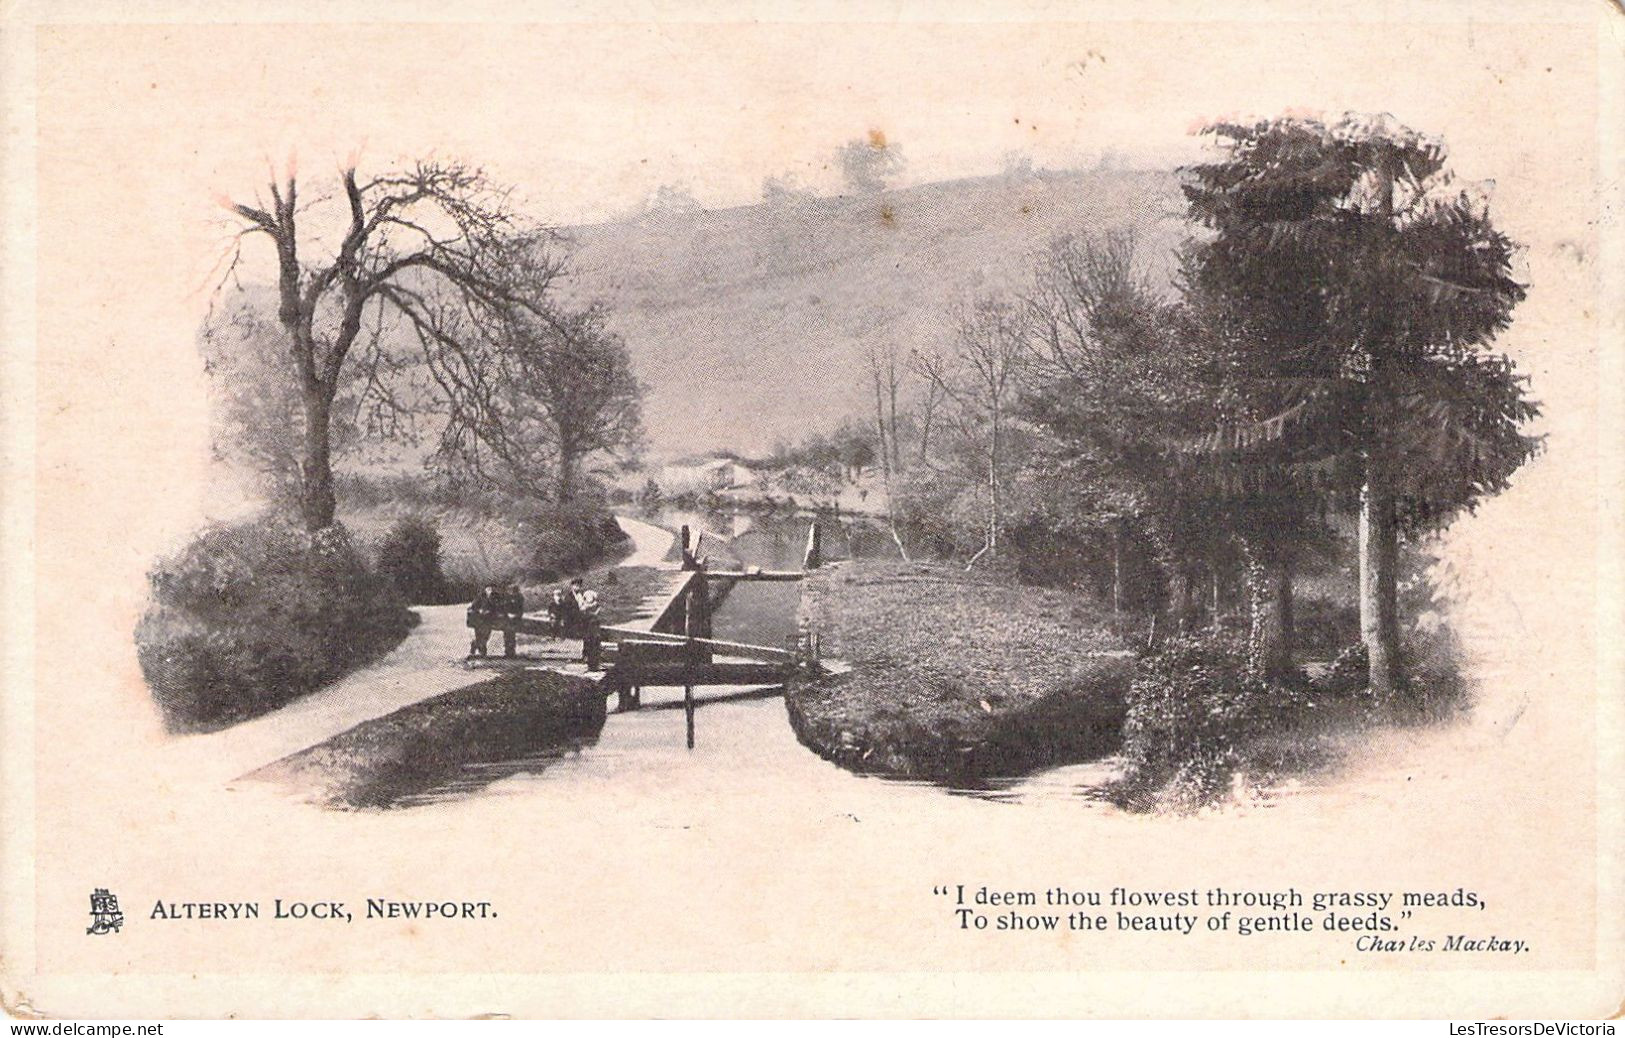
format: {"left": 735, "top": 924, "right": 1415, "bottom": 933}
{"left": 562, "top": 167, "right": 1187, "bottom": 458}
{"left": 206, "top": 166, "right": 1189, "bottom": 489}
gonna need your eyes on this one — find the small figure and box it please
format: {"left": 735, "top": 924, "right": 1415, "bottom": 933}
{"left": 548, "top": 587, "right": 572, "bottom": 637}
{"left": 570, "top": 577, "right": 600, "bottom": 623}
{"left": 570, "top": 577, "right": 603, "bottom": 671}
{"left": 500, "top": 583, "right": 525, "bottom": 658}
{"left": 467, "top": 583, "right": 502, "bottom": 657}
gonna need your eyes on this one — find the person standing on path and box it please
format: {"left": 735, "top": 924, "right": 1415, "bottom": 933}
{"left": 570, "top": 577, "right": 600, "bottom": 624}
{"left": 547, "top": 587, "right": 571, "bottom": 637}
{"left": 467, "top": 583, "right": 502, "bottom": 658}
{"left": 500, "top": 583, "right": 525, "bottom": 658}
{"left": 571, "top": 577, "right": 603, "bottom": 671}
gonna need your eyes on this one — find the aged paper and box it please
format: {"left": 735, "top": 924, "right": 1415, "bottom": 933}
{"left": 2, "top": 0, "right": 1622, "bottom": 1020}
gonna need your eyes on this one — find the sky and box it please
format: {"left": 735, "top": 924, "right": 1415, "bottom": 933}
{"left": 36, "top": 13, "right": 1603, "bottom": 232}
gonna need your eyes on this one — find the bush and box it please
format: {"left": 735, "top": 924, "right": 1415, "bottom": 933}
{"left": 136, "top": 517, "right": 415, "bottom": 732}
{"left": 1308, "top": 638, "right": 1468, "bottom": 722}
{"left": 1313, "top": 643, "right": 1371, "bottom": 697}
{"left": 375, "top": 515, "right": 449, "bottom": 605}
{"left": 522, "top": 501, "right": 630, "bottom": 581}
{"left": 1402, "top": 649, "right": 1469, "bottom": 723}
{"left": 1116, "top": 635, "right": 1313, "bottom": 811}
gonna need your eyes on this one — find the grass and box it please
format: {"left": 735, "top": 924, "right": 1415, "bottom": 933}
{"left": 786, "top": 560, "right": 1133, "bottom": 782}
{"left": 245, "top": 669, "right": 608, "bottom": 810}
{"left": 336, "top": 473, "right": 632, "bottom": 598}
{"left": 567, "top": 168, "right": 1184, "bottom": 454}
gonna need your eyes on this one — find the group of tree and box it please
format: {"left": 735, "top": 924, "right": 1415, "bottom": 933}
{"left": 888, "top": 113, "right": 1539, "bottom": 698}
{"left": 765, "top": 419, "right": 880, "bottom": 482}
{"left": 759, "top": 132, "right": 908, "bottom": 207}
{"left": 838, "top": 130, "right": 906, "bottom": 195}
{"left": 209, "top": 158, "right": 644, "bottom": 530}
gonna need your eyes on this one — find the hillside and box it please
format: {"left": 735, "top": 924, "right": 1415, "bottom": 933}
{"left": 563, "top": 167, "right": 1185, "bottom": 457}
{"left": 203, "top": 166, "right": 1188, "bottom": 483}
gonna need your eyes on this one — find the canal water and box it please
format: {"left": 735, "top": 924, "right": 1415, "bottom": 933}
{"left": 400, "top": 506, "right": 1130, "bottom": 811}
{"left": 637, "top": 505, "right": 904, "bottom": 647}
{"left": 383, "top": 504, "right": 1531, "bottom": 822}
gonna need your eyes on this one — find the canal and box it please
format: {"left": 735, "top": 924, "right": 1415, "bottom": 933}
{"left": 396, "top": 506, "right": 1127, "bottom": 810}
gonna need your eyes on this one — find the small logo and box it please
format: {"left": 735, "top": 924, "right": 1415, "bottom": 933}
{"left": 86, "top": 888, "right": 124, "bottom": 935}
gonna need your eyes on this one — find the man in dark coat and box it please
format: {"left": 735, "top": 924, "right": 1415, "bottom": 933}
{"left": 547, "top": 588, "right": 572, "bottom": 637}
{"left": 500, "top": 584, "right": 525, "bottom": 658}
{"left": 467, "top": 583, "right": 502, "bottom": 657}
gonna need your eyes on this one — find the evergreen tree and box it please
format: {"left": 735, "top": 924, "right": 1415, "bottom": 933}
{"left": 1180, "top": 113, "right": 1537, "bottom": 695}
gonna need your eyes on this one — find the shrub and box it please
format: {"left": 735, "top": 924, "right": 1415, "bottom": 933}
{"left": 1116, "top": 635, "right": 1313, "bottom": 811}
{"left": 1309, "top": 637, "right": 1468, "bottom": 722}
{"left": 1314, "top": 643, "right": 1371, "bottom": 697}
{"left": 136, "top": 517, "right": 414, "bottom": 732}
{"left": 522, "top": 501, "right": 630, "bottom": 581}
{"left": 1401, "top": 649, "right": 1470, "bottom": 723}
{"left": 375, "top": 515, "right": 449, "bottom": 605}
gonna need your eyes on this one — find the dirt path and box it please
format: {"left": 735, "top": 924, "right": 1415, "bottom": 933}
{"left": 163, "top": 604, "right": 479, "bottom": 784}
{"left": 616, "top": 513, "right": 677, "bottom": 567}
{"left": 166, "top": 515, "right": 676, "bottom": 784}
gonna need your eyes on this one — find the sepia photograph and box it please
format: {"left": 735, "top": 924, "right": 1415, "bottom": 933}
{"left": 1, "top": 0, "right": 1620, "bottom": 1021}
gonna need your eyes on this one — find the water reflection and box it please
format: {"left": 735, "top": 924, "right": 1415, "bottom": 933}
{"left": 391, "top": 508, "right": 1129, "bottom": 812}
{"left": 391, "top": 735, "right": 600, "bottom": 809}
{"left": 640, "top": 504, "right": 909, "bottom": 568}
{"left": 419, "top": 693, "right": 1128, "bottom": 812}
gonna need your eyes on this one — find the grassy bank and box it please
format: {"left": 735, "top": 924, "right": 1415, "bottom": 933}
{"left": 246, "top": 670, "right": 608, "bottom": 809}
{"left": 786, "top": 561, "right": 1132, "bottom": 782}
{"left": 337, "top": 473, "right": 631, "bottom": 602}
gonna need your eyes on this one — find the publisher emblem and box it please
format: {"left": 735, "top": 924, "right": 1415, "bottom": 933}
{"left": 86, "top": 888, "right": 124, "bottom": 935}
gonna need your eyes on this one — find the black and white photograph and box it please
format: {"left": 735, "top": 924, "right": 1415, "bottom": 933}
{"left": 1, "top": 0, "right": 1620, "bottom": 1022}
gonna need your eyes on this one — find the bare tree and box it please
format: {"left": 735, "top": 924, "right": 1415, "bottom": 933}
{"left": 200, "top": 297, "right": 351, "bottom": 500}
{"left": 219, "top": 158, "right": 561, "bottom": 530}
{"left": 1022, "top": 231, "right": 1151, "bottom": 385}
{"left": 914, "top": 361, "right": 945, "bottom": 465}
{"left": 472, "top": 304, "right": 646, "bottom": 502}
{"left": 863, "top": 342, "right": 910, "bottom": 558}
{"left": 915, "top": 296, "right": 1030, "bottom": 564}
{"left": 862, "top": 342, "right": 908, "bottom": 474}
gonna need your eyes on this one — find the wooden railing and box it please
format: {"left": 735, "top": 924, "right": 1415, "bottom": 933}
{"left": 467, "top": 520, "right": 826, "bottom": 748}
{"left": 596, "top": 520, "right": 828, "bottom": 746}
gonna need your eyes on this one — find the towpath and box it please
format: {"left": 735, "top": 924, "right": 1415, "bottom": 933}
{"left": 165, "top": 516, "right": 676, "bottom": 785}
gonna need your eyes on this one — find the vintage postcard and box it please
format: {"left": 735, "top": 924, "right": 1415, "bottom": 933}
{"left": 1, "top": 0, "right": 1621, "bottom": 1020}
